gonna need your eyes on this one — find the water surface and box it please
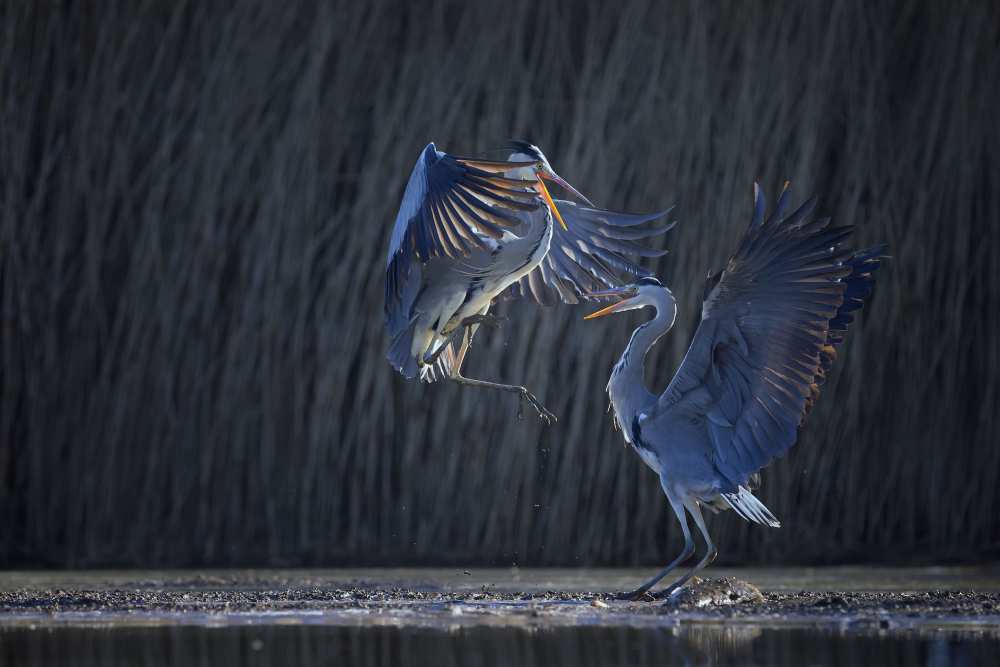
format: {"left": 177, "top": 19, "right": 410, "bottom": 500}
{"left": 2, "top": 624, "right": 994, "bottom": 667}
{"left": 3, "top": 568, "right": 999, "bottom": 666}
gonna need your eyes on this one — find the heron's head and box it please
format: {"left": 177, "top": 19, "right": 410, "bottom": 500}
{"left": 583, "top": 277, "right": 674, "bottom": 320}
{"left": 506, "top": 140, "right": 593, "bottom": 230}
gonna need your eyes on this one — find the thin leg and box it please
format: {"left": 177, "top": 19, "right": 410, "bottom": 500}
{"left": 459, "top": 313, "right": 507, "bottom": 329}
{"left": 449, "top": 374, "right": 557, "bottom": 425}
{"left": 423, "top": 314, "right": 504, "bottom": 367}
{"left": 661, "top": 499, "right": 717, "bottom": 599}
{"left": 618, "top": 495, "right": 695, "bottom": 601}
{"left": 450, "top": 323, "right": 475, "bottom": 373}
{"left": 423, "top": 329, "right": 462, "bottom": 367}
{"left": 429, "top": 308, "right": 554, "bottom": 424}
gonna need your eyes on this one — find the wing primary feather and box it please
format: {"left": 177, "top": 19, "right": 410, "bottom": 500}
{"left": 450, "top": 187, "right": 525, "bottom": 229}
{"left": 650, "top": 185, "right": 885, "bottom": 492}
{"left": 453, "top": 156, "right": 541, "bottom": 173}
{"left": 445, "top": 191, "right": 508, "bottom": 239}
{"left": 431, "top": 197, "right": 472, "bottom": 256}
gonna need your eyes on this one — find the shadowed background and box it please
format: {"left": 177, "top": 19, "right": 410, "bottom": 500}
{"left": 1, "top": 0, "right": 997, "bottom": 568}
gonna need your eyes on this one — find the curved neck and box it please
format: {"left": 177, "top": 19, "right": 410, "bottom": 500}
{"left": 607, "top": 295, "right": 677, "bottom": 427}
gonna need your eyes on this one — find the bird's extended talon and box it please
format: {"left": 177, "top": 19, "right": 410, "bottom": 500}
{"left": 613, "top": 590, "right": 654, "bottom": 602}
{"left": 519, "top": 389, "right": 557, "bottom": 425}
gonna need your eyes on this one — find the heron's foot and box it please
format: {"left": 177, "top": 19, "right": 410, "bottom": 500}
{"left": 612, "top": 589, "right": 655, "bottom": 602}
{"left": 461, "top": 314, "right": 507, "bottom": 329}
{"left": 659, "top": 577, "right": 763, "bottom": 607}
{"left": 659, "top": 581, "right": 689, "bottom": 602}
{"left": 515, "top": 387, "right": 557, "bottom": 425}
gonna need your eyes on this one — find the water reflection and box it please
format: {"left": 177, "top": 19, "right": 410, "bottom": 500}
{"left": 0, "top": 624, "right": 994, "bottom": 666}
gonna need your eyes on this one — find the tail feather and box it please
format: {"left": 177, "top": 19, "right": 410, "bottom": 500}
{"left": 386, "top": 321, "right": 455, "bottom": 383}
{"left": 418, "top": 343, "right": 456, "bottom": 383}
{"left": 386, "top": 324, "right": 421, "bottom": 379}
{"left": 722, "top": 486, "right": 781, "bottom": 527}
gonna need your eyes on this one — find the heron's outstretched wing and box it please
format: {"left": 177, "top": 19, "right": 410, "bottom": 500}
{"left": 385, "top": 143, "right": 544, "bottom": 321}
{"left": 653, "top": 184, "right": 885, "bottom": 491}
{"left": 503, "top": 200, "right": 674, "bottom": 305}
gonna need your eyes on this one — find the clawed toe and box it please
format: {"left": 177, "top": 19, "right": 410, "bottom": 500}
{"left": 658, "top": 584, "right": 687, "bottom": 602}
{"left": 519, "top": 390, "right": 557, "bottom": 425}
{"left": 613, "top": 590, "right": 654, "bottom": 602}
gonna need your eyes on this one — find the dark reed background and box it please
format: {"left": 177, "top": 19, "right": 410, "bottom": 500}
{"left": 1, "top": 0, "right": 997, "bottom": 568}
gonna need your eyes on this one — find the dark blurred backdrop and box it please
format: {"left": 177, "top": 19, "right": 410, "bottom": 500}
{"left": 1, "top": 0, "right": 998, "bottom": 568}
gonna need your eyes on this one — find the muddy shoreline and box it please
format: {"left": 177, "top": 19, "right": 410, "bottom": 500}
{"left": 2, "top": 568, "right": 1000, "bottom": 634}
{"left": 2, "top": 583, "right": 998, "bottom": 618}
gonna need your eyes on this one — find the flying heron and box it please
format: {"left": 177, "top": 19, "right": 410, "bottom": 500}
{"left": 385, "top": 141, "right": 674, "bottom": 423}
{"left": 584, "top": 183, "right": 886, "bottom": 599}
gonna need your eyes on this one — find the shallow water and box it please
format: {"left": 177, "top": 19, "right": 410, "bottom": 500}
{"left": 3, "top": 568, "right": 999, "bottom": 666}
{"left": 5, "top": 565, "right": 1000, "bottom": 594}
{"left": 2, "top": 623, "right": 996, "bottom": 667}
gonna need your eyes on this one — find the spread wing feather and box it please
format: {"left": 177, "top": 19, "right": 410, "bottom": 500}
{"left": 654, "top": 184, "right": 886, "bottom": 490}
{"left": 503, "top": 201, "right": 675, "bottom": 305}
{"left": 385, "top": 143, "right": 544, "bottom": 324}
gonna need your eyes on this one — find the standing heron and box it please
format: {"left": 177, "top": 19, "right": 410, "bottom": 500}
{"left": 584, "top": 183, "right": 886, "bottom": 599}
{"left": 385, "top": 141, "right": 673, "bottom": 423}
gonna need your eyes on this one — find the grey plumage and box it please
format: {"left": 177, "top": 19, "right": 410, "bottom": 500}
{"left": 385, "top": 141, "right": 673, "bottom": 422}
{"left": 503, "top": 203, "right": 673, "bottom": 306}
{"left": 585, "top": 183, "right": 886, "bottom": 598}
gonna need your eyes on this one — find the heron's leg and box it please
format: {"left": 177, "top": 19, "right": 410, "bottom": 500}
{"left": 438, "top": 307, "right": 555, "bottom": 424}
{"left": 422, "top": 314, "right": 502, "bottom": 367}
{"left": 449, "top": 373, "right": 557, "bottom": 425}
{"left": 459, "top": 313, "right": 507, "bottom": 329}
{"left": 422, "top": 330, "right": 462, "bottom": 367}
{"left": 450, "top": 322, "right": 476, "bottom": 373}
{"left": 661, "top": 500, "right": 717, "bottom": 599}
{"left": 617, "top": 495, "right": 694, "bottom": 601}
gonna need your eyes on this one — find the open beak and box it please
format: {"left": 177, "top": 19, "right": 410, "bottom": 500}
{"left": 536, "top": 168, "right": 596, "bottom": 231}
{"left": 535, "top": 177, "right": 568, "bottom": 231}
{"left": 541, "top": 169, "right": 595, "bottom": 207}
{"left": 582, "top": 287, "right": 636, "bottom": 320}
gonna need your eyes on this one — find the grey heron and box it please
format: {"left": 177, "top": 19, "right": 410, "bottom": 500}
{"left": 584, "top": 183, "right": 886, "bottom": 599}
{"left": 385, "top": 141, "right": 674, "bottom": 423}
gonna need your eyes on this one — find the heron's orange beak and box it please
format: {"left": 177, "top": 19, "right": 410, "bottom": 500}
{"left": 583, "top": 287, "right": 636, "bottom": 320}
{"left": 583, "top": 299, "right": 635, "bottom": 320}
{"left": 535, "top": 177, "right": 568, "bottom": 231}
{"left": 536, "top": 168, "right": 595, "bottom": 231}
{"left": 541, "top": 169, "right": 594, "bottom": 207}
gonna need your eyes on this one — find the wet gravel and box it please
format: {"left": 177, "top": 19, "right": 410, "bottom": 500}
{"left": 2, "top": 576, "right": 999, "bottom": 627}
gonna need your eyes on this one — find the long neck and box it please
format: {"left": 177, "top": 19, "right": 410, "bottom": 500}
{"left": 607, "top": 297, "right": 677, "bottom": 430}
